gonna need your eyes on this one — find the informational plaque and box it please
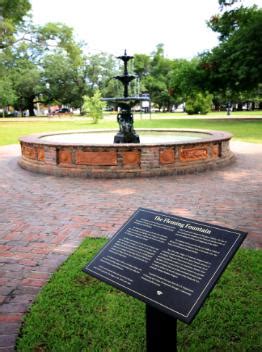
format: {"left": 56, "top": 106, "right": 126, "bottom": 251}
{"left": 83, "top": 208, "right": 247, "bottom": 323}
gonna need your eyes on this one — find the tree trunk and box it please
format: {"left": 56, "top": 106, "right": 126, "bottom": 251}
{"left": 237, "top": 102, "right": 243, "bottom": 111}
{"left": 214, "top": 102, "right": 220, "bottom": 111}
{"left": 28, "top": 97, "right": 36, "bottom": 116}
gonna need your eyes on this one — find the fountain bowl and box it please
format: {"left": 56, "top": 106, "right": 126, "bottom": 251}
{"left": 19, "top": 128, "right": 234, "bottom": 178}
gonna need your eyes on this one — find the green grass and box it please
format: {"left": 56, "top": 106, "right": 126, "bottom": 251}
{"left": 135, "top": 119, "right": 262, "bottom": 143}
{"left": 0, "top": 118, "right": 262, "bottom": 145}
{"left": 0, "top": 120, "right": 105, "bottom": 146}
{"left": 17, "top": 238, "right": 262, "bottom": 352}
{"left": 149, "top": 110, "right": 262, "bottom": 117}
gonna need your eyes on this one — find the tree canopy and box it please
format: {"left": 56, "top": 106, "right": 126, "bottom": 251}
{"left": 0, "top": 0, "right": 31, "bottom": 49}
{"left": 201, "top": 5, "right": 262, "bottom": 94}
{"left": 0, "top": 0, "right": 261, "bottom": 115}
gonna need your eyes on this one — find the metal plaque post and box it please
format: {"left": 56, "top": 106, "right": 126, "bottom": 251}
{"left": 146, "top": 304, "right": 177, "bottom": 352}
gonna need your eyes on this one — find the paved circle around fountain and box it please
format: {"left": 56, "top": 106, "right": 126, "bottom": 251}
{"left": 0, "top": 141, "right": 261, "bottom": 350}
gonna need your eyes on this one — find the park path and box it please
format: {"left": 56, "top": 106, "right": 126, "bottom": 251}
{"left": 0, "top": 141, "right": 261, "bottom": 351}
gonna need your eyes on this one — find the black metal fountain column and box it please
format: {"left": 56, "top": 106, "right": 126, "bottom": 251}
{"left": 113, "top": 50, "right": 140, "bottom": 143}
{"left": 102, "top": 50, "right": 150, "bottom": 143}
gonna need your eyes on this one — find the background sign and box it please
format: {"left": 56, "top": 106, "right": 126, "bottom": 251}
{"left": 83, "top": 208, "right": 247, "bottom": 323}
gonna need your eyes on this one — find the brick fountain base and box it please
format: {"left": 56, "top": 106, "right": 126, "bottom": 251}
{"left": 19, "top": 129, "right": 235, "bottom": 178}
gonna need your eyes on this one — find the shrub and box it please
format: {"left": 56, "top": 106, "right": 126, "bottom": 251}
{"left": 82, "top": 90, "right": 105, "bottom": 123}
{"left": 185, "top": 92, "right": 213, "bottom": 115}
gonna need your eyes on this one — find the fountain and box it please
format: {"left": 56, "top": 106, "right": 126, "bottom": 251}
{"left": 103, "top": 50, "right": 149, "bottom": 143}
{"left": 18, "top": 51, "right": 235, "bottom": 178}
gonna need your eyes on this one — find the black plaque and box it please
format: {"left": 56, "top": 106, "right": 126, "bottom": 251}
{"left": 83, "top": 208, "right": 247, "bottom": 323}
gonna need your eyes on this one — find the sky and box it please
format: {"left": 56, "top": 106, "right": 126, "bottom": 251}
{"left": 30, "top": 0, "right": 262, "bottom": 59}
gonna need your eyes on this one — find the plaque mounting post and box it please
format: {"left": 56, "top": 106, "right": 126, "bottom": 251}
{"left": 146, "top": 304, "right": 177, "bottom": 352}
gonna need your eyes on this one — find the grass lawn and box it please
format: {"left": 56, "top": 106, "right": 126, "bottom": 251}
{"left": 16, "top": 238, "right": 261, "bottom": 352}
{"left": 0, "top": 118, "right": 262, "bottom": 145}
{"left": 148, "top": 111, "right": 262, "bottom": 117}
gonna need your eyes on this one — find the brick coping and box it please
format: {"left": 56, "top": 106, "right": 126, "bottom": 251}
{"left": 19, "top": 128, "right": 232, "bottom": 147}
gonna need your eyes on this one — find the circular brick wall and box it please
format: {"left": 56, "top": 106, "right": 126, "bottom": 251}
{"left": 19, "top": 129, "right": 235, "bottom": 178}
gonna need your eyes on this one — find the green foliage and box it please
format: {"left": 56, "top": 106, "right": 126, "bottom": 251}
{"left": 82, "top": 90, "right": 105, "bottom": 123}
{"left": 0, "top": 19, "right": 88, "bottom": 115}
{"left": 43, "top": 53, "right": 88, "bottom": 108}
{"left": 16, "top": 237, "right": 261, "bottom": 351}
{"left": 218, "top": 0, "right": 241, "bottom": 10}
{"left": 169, "top": 58, "right": 206, "bottom": 102}
{"left": 0, "top": 0, "right": 31, "bottom": 23}
{"left": 135, "top": 45, "right": 177, "bottom": 111}
{"left": 0, "top": 0, "right": 31, "bottom": 49}
{"left": 133, "top": 53, "right": 151, "bottom": 79}
{"left": 13, "top": 66, "right": 41, "bottom": 113}
{"left": 134, "top": 45, "right": 210, "bottom": 111}
{"left": 185, "top": 92, "right": 213, "bottom": 115}
{"left": 0, "top": 77, "right": 16, "bottom": 115}
{"left": 203, "top": 5, "right": 262, "bottom": 93}
{"left": 37, "top": 22, "right": 84, "bottom": 66}
{"left": 85, "top": 53, "right": 120, "bottom": 97}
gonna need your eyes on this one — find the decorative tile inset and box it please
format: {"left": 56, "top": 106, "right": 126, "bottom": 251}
{"left": 160, "top": 148, "right": 175, "bottom": 164}
{"left": 23, "top": 145, "right": 37, "bottom": 160}
{"left": 123, "top": 151, "right": 140, "bottom": 166}
{"left": 180, "top": 148, "right": 208, "bottom": 162}
{"left": 37, "top": 147, "right": 45, "bottom": 161}
{"left": 59, "top": 150, "right": 72, "bottom": 165}
{"left": 76, "top": 151, "right": 117, "bottom": 165}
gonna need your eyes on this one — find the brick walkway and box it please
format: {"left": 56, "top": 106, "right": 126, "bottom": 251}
{"left": 0, "top": 142, "right": 261, "bottom": 351}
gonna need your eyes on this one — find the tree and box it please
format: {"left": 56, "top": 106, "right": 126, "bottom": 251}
{"left": 1, "top": 21, "right": 88, "bottom": 115}
{"left": 185, "top": 92, "right": 213, "bottom": 115}
{"left": 218, "top": 0, "right": 240, "bottom": 8}
{"left": 13, "top": 65, "right": 41, "bottom": 116}
{"left": 136, "top": 45, "right": 177, "bottom": 111}
{"left": 0, "top": 0, "right": 31, "bottom": 49}
{"left": 169, "top": 58, "right": 206, "bottom": 103}
{"left": 201, "top": 4, "right": 262, "bottom": 94}
{"left": 82, "top": 90, "right": 105, "bottom": 123}
{"left": 85, "top": 53, "right": 120, "bottom": 98}
{"left": 42, "top": 53, "right": 88, "bottom": 109}
{"left": 0, "top": 77, "right": 16, "bottom": 116}
{"left": 133, "top": 54, "right": 151, "bottom": 79}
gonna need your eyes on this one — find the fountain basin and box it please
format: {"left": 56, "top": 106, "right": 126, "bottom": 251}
{"left": 19, "top": 129, "right": 234, "bottom": 178}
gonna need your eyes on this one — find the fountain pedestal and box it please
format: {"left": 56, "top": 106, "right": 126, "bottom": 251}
{"left": 114, "top": 106, "right": 140, "bottom": 143}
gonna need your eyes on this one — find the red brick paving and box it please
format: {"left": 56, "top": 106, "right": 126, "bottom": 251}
{"left": 0, "top": 142, "right": 261, "bottom": 350}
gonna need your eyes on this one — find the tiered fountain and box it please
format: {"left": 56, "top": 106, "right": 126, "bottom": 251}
{"left": 103, "top": 50, "right": 149, "bottom": 143}
{"left": 19, "top": 51, "right": 235, "bottom": 178}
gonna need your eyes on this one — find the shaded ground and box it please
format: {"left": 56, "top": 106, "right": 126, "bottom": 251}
{"left": 0, "top": 141, "right": 261, "bottom": 351}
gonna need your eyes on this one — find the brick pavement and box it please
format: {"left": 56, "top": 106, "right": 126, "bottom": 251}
{"left": 0, "top": 142, "right": 261, "bottom": 351}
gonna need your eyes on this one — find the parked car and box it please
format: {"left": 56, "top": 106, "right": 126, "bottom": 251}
{"left": 52, "top": 108, "right": 71, "bottom": 115}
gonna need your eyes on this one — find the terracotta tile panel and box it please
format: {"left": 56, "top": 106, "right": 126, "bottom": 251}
{"left": 76, "top": 151, "right": 117, "bottom": 165}
{"left": 37, "top": 147, "right": 45, "bottom": 161}
{"left": 58, "top": 150, "right": 72, "bottom": 165}
{"left": 22, "top": 146, "right": 37, "bottom": 160}
{"left": 180, "top": 148, "right": 208, "bottom": 162}
{"left": 123, "top": 151, "right": 140, "bottom": 166}
{"left": 160, "top": 148, "right": 175, "bottom": 164}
